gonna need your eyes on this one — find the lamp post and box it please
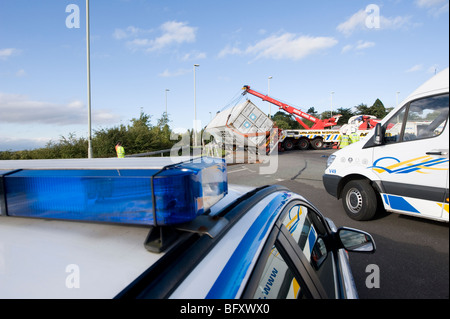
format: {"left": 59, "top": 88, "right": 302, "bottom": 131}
{"left": 330, "top": 91, "right": 334, "bottom": 118}
{"left": 86, "top": 0, "right": 93, "bottom": 158}
{"left": 268, "top": 76, "right": 272, "bottom": 117}
{"left": 165, "top": 89, "right": 170, "bottom": 115}
{"left": 396, "top": 91, "right": 400, "bottom": 107}
{"left": 193, "top": 64, "right": 199, "bottom": 147}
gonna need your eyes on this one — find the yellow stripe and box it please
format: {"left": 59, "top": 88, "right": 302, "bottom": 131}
{"left": 438, "top": 203, "right": 449, "bottom": 213}
{"left": 373, "top": 156, "right": 434, "bottom": 173}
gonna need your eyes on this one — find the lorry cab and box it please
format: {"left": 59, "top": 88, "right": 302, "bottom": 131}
{"left": 323, "top": 68, "right": 449, "bottom": 222}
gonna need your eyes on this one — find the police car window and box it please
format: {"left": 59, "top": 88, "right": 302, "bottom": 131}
{"left": 281, "top": 204, "right": 337, "bottom": 298}
{"left": 252, "top": 245, "right": 305, "bottom": 299}
{"left": 281, "top": 205, "right": 327, "bottom": 266}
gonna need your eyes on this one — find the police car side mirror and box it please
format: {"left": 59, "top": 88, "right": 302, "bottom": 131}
{"left": 337, "top": 227, "right": 376, "bottom": 253}
{"left": 374, "top": 123, "right": 384, "bottom": 146}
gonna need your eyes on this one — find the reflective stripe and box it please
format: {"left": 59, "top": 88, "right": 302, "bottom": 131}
{"left": 350, "top": 133, "right": 360, "bottom": 143}
{"left": 340, "top": 135, "right": 350, "bottom": 148}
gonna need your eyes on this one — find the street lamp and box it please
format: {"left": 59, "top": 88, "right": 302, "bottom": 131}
{"left": 396, "top": 91, "right": 400, "bottom": 107}
{"left": 165, "top": 89, "right": 170, "bottom": 115}
{"left": 268, "top": 76, "right": 272, "bottom": 117}
{"left": 193, "top": 64, "right": 199, "bottom": 147}
{"left": 86, "top": 0, "right": 93, "bottom": 158}
{"left": 330, "top": 91, "right": 334, "bottom": 118}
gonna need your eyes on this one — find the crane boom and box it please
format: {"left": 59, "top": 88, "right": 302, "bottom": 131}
{"left": 242, "top": 85, "right": 340, "bottom": 130}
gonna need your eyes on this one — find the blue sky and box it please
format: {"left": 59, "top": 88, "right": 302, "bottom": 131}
{"left": 0, "top": 0, "right": 448, "bottom": 151}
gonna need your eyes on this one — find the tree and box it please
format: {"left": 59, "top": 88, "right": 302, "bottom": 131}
{"left": 271, "top": 111, "right": 301, "bottom": 129}
{"left": 335, "top": 107, "right": 355, "bottom": 126}
{"left": 355, "top": 103, "right": 371, "bottom": 115}
{"left": 370, "top": 98, "right": 387, "bottom": 119}
{"left": 355, "top": 100, "right": 387, "bottom": 119}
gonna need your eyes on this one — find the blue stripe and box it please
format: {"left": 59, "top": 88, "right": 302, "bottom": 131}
{"left": 206, "top": 192, "right": 291, "bottom": 299}
{"left": 387, "top": 195, "right": 420, "bottom": 214}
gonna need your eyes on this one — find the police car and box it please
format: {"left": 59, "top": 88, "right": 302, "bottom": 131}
{"left": 0, "top": 157, "right": 375, "bottom": 299}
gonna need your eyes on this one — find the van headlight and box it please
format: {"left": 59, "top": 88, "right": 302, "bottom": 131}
{"left": 326, "top": 155, "right": 336, "bottom": 168}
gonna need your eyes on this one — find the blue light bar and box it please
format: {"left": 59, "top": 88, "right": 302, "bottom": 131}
{"left": 0, "top": 157, "right": 227, "bottom": 226}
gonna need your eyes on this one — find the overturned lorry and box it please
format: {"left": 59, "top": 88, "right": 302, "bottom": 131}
{"left": 204, "top": 100, "right": 279, "bottom": 157}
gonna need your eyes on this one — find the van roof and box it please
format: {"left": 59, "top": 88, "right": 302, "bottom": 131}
{"left": 406, "top": 67, "right": 449, "bottom": 102}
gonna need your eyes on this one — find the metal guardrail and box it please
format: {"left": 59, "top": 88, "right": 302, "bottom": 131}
{"left": 126, "top": 146, "right": 191, "bottom": 158}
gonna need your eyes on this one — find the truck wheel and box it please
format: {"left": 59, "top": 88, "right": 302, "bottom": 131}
{"left": 341, "top": 180, "right": 378, "bottom": 221}
{"left": 311, "top": 138, "right": 324, "bottom": 150}
{"left": 298, "top": 138, "right": 309, "bottom": 150}
{"left": 283, "top": 139, "right": 295, "bottom": 151}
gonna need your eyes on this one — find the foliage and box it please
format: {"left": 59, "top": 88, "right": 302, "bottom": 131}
{"left": 0, "top": 97, "right": 391, "bottom": 159}
{"left": 271, "top": 111, "right": 301, "bottom": 129}
{"left": 0, "top": 112, "right": 177, "bottom": 160}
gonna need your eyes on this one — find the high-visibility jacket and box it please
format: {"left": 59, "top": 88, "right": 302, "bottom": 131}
{"left": 339, "top": 135, "right": 350, "bottom": 149}
{"left": 349, "top": 132, "right": 360, "bottom": 143}
{"left": 116, "top": 146, "right": 125, "bottom": 158}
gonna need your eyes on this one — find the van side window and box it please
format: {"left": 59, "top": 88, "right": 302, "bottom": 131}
{"left": 384, "top": 94, "right": 449, "bottom": 144}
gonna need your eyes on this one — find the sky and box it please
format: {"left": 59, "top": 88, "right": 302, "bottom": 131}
{"left": 0, "top": 0, "right": 449, "bottom": 151}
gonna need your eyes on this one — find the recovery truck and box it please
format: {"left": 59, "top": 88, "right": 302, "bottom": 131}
{"left": 242, "top": 85, "right": 380, "bottom": 150}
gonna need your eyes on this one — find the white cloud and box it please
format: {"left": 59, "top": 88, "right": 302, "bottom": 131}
{"left": 149, "top": 21, "right": 197, "bottom": 52}
{"left": 219, "top": 33, "right": 337, "bottom": 61}
{"left": 337, "top": 10, "right": 368, "bottom": 36}
{"left": 15, "top": 69, "right": 27, "bottom": 77}
{"left": 158, "top": 68, "right": 191, "bottom": 78}
{"left": 355, "top": 40, "right": 375, "bottom": 50}
{"left": 117, "top": 21, "right": 198, "bottom": 53}
{"left": 181, "top": 51, "right": 207, "bottom": 61}
{"left": 0, "top": 93, "right": 119, "bottom": 125}
{"left": 416, "top": 0, "right": 447, "bottom": 8}
{"left": 406, "top": 64, "right": 424, "bottom": 72}
{"left": 112, "top": 26, "right": 152, "bottom": 40}
{"left": 0, "top": 48, "right": 21, "bottom": 60}
{"left": 218, "top": 45, "right": 243, "bottom": 58}
{"left": 341, "top": 40, "right": 375, "bottom": 53}
{"left": 0, "top": 136, "right": 51, "bottom": 151}
{"left": 337, "top": 8, "right": 412, "bottom": 36}
{"left": 416, "top": 0, "right": 449, "bottom": 16}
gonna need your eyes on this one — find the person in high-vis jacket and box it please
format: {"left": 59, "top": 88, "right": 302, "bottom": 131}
{"left": 338, "top": 127, "right": 350, "bottom": 149}
{"left": 115, "top": 142, "right": 125, "bottom": 158}
{"left": 349, "top": 127, "right": 360, "bottom": 144}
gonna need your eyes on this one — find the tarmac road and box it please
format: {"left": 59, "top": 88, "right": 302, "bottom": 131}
{"left": 226, "top": 149, "right": 449, "bottom": 299}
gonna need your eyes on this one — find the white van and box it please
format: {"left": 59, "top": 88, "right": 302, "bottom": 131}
{"left": 323, "top": 68, "right": 449, "bottom": 222}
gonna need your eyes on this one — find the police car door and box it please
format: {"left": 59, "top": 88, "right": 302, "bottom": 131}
{"left": 372, "top": 93, "right": 449, "bottom": 220}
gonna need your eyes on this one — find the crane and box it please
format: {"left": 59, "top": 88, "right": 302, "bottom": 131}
{"left": 242, "top": 85, "right": 341, "bottom": 130}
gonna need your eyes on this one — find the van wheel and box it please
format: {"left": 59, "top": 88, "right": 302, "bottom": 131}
{"left": 342, "top": 180, "right": 377, "bottom": 221}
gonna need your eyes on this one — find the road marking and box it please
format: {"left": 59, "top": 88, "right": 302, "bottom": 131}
{"left": 227, "top": 167, "right": 248, "bottom": 174}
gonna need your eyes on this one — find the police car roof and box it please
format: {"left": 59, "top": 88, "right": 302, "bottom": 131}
{"left": 0, "top": 183, "right": 255, "bottom": 299}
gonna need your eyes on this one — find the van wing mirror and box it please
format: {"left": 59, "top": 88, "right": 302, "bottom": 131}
{"left": 337, "top": 227, "right": 376, "bottom": 253}
{"left": 374, "top": 123, "right": 384, "bottom": 145}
